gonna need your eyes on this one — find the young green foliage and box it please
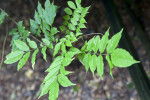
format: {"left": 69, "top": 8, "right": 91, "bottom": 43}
{"left": 2, "top": 0, "right": 140, "bottom": 100}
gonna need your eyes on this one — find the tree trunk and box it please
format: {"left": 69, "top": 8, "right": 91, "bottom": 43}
{"left": 123, "top": 0, "right": 150, "bottom": 60}
{"left": 101, "top": 0, "right": 150, "bottom": 100}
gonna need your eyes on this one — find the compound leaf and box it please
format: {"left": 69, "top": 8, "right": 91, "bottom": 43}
{"left": 58, "top": 74, "right": 75, "bottom": 87}
{"left": 17, "top": 51, "right": 30, "bottom": 71}
{"left": 111, "top": 48, "right": 140, "bottom": 67}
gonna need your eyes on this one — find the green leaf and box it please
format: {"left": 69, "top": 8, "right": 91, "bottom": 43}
{"left": 89, "top": 54, "right": 97, "bottom": 76}
{"left": 37, "top": 2, "right": 44, "bottom": 18}
{"left": 0, "top": 10, "right": 6, "bottom": 25}
{"left": 63, "top": 15, "right": 70, "bottom": 20}
{"left": 51, "top": 27, "right": 59, "bottom": 35}
{"left": 46, "top": 56, "right": 64, "bottom": 72}
{"left": 60, "top": 38, "right": 66, "bottom": 42}
{"left": 17, "top": 52, "right": 30, "bottom": 71}
{"left": 78, "top": 53, "right": 90, "bottom": 71}
{"left": 9, "top": 28, "right": 17, "bottom": 36}
{"left": 61, "top": 42, "right": 66, "bottom": 53}
{"left": 39, "top": 76, "right": 57, "bottom": 98}
{"left": 81, "top": 6, "right": 90, "bottom": 17}
{"left": 76, "top": 27, "right": 81, "bottom": 33}
{"left": 31, "top": 48, "right": 39, "bottom": 69}
{"left": 30, "top": 19, "right": 39, "bottom": 30}
{"left": 60, "top": 66, "right": 73, "bottom": 75}
{"left": 17, "top": 21, "right": 29, "bottom": 39}
{"left": 41, "top": 46, "right": 47, "bottom": 62}
{"left": 14, "top": 40, "right": 29, "bottom": 51}
{"left": 59, "top": 25, "right": 66, "bottom": 31}
{"left": 106, "top": 29, "right": 123, "bottom": 54}
{"left": 76, "top": 32, "right": 82, "bottom": 37}
{"left": 111, "top": 48, "right": 140, "bottom": 67}
{"left": 71, "top": 18, "right": 77, "bottom": 25}
{"left": 79, "top": 23, "right": 86, "bottom": 28}
{"left": 75, "top": 0, "right": 81, "bottom": 7}
{"left": 86, "top": 37, "right": 94, "bottom": 52}
{"left": 80, "top": 18, "right": 87, "bottom": 24}
{"left": 93, "top": 36, "right": 100, "bottom": 53}
{"left": 68, "top": 1, "right": 76, "bottom": 9}
{"left": 66, "top": 40, "right": 72, "bottom": 47}
{"left": 42, "top": 38, "right": 50, "bottom": 47}
{"left": 58, "top": 74, "right": 75, "bottom": 87}
{"left": 43, "top": 67, "right": 60, "bottom": 83}
{"left": 65, "top": 47, "right": 82, "bottom": 58}
{"left": 68, "top": 23, "right": 76, "bottom": 31}
{"left": 99, "top": 28, "right": 109, "bottom": 53}
{"left": 34, "top": 11, "right": 41, "bottom": 24}
{"left": 4, "top": 51, "right": 24, "bottom": 64}
{"left": 53, "top": 42, "right": 62, "bottom": 57}
{"left": 62, "top": 57, "right": 74, "bottom": 66}
{"left": 48, "top": 81, "right": 59, "bottom": 100}
{"left": 64, "top": 8, "right": 72, "bottom": 15}
{"left": 81, "top": 41, "right": 88, "bottom": 51}
{"left": 106, "top": 55, "right": 114, "bottom": 79}
{"left": 44, "top": 0, "right": 57, "bottom": 25}
{"left": 97, "top": 55, "right": 104, "bottom": 79}
{"left": 27, "top": 38, "right": 37, "bottom": 49}
{"left": 63, "top": 21, "right": 68, "bottom": 26}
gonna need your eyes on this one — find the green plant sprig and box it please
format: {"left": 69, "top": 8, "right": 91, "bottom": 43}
{"left": 0, "top": 0, "right": 140, "bottom": 100}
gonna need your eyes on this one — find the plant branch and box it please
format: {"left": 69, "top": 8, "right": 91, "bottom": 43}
{"left": 0, "top": 21, "right": 8, "bottom": 69}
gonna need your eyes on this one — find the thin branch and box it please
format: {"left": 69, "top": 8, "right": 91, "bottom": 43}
{"left": 82, "top": 33, "right": 103, "bottom": 37}
{"left": 0, "top": 22, "right": 8, "bottom": 69}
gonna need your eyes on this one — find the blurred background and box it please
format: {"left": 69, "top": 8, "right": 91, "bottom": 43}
{"left": 0, "top": 0, "right": 150, "bottom": 100}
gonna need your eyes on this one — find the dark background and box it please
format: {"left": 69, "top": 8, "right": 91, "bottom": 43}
{"left": 0, "top": 0, "right": 150, "bottom": 100}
